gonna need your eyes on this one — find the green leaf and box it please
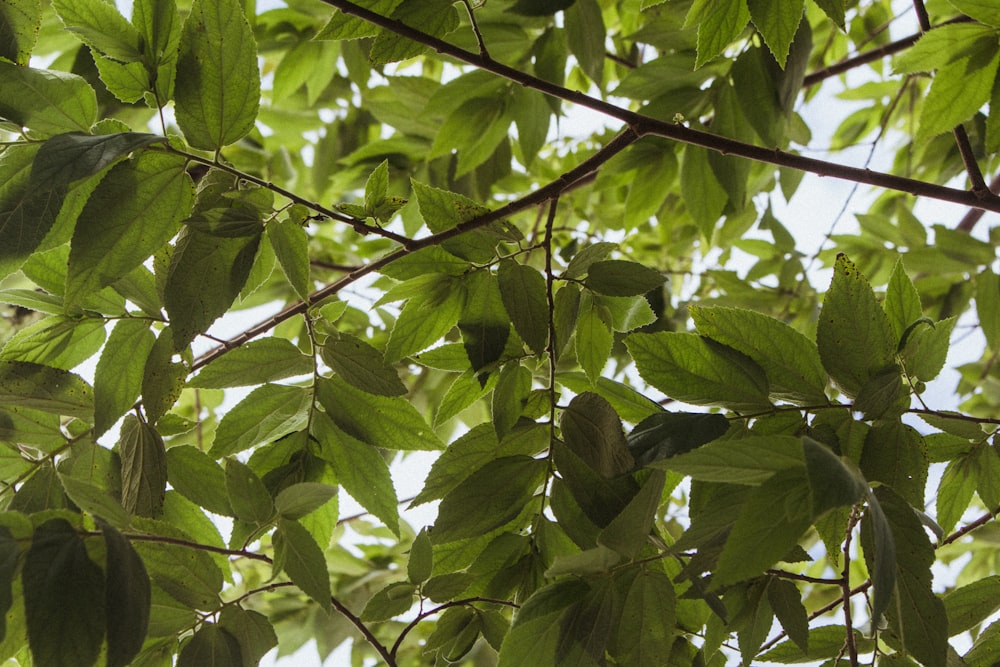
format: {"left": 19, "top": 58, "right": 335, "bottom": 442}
{"left": 598, "top": 469, "right": 665, "bottom": 559}
{"left": 586, "top": 260, "right": 666, "bottom": 297}
{"left": 274, "top": 483, "right": 337, "bottom": 520}
{"left": 361, "top": 581, "right": 418, "bottom": 622}
{"left": 760, "top": 624, "right": 872, "bottom": 662}
{"left": 949, "top": 0, "right": 1000, "bottom": 26}
{"left": 52, "top": 0, "right": 143, "bottom": 62}
{"left": 681, "top": 145, "right": 728, "bottom": 238}
{"left": 977, "top": 268, "right": 1000, "bottom": 350}
{"left": 747, "top": 0, "right": 804, "bottom": 68}
{"left": 217, "top": 607, "right": 276, "bottom": 667}
{"left": 561, "top": 392, "right": 635, "bottom": 478}
{"left": 23, "top": 519, "right": 105, "bottom": 667}
{"left": 459, "top": 269, "right": 510, "bottom": 375}
{"left": 266, "top": 218, "right": 311, "bottom": 301}
{"left": 385, "top": 276, "right": 465, "bottom": 362}
{"left": 691, "top": 305, "right": 828, "bottom": 405}
{"left": 132, "top": 516, "right": 223, "bottom": 610}
{"left": 817, "top": 254, "right": 896, "bottom": 398}
{"left": 0, "top": 146, "right": 57, "bottom": 279}
{"left": 94, "top": 319, "right": 155, "bottom": 436}
{"left": 188, "top": 338, "right": 313, "bottom": 388}
{"left": 430, "top": 96, "right": 511, "bottom": 176}
{"left": 0, "top": 361, "right": 93, "bottom": 420}
{"left": 433, "top": 456, "right": 547, "bottom": 543}
{"left": 861, "top": 488, "right": 897, "bottom": 624}
{"left": 894, "top": 23, "right": 997, "bottom": 74}
{"left": 694, "top": 0, "right": 750, "bottom": 68}
{"left": 803, "top": 437, "right": 865, "bottom": 516}
{"left": 370, "top": 0, "right": 459, "bottom": 66}
{"left": 225, "top": 458, "right": 274, "bottom": 525}
{"left": 0, "top": 527, "right": 18, "bottom": 643}
{"left": 917, "top": 48, "right": 1000, "bottom": 144}
{"left": 492, "top": 362, "right": 532, "bottom": 439}
{"left": 627, "top": 332, "right": 772, "bottom": 411}
{"left": 626, "top": 410, "right": 729, "bottom": 469}
{"left": 564, "top": 0, "right": 606, "bottom": 85}
{"left": 315, "top": 0, "right": 399, "bottom": 40}
{"left": 0, "top": 0, "right": 41, "bottom": 65}
{"left": 768, "top": 576, "right": 808, "bottom": 653}
{"left": 30, "top": 132, "right": 165, "bottom": 188}
{"left": 140, "top": 329, "right": 187, "bottom": 425}
{"left": 164, "top": 224, "right": 262, "bottom": 351}
{"left": 408, "top": 528, "right": 433, "bottom": 585}
{"left": 165, "top": 446, "right": 233, "bottom": 517}
{"left": 175, "top": 0, "right": 260, "bottom": 150}
{"left": 312, "top": 412, "right": 400, "bottom": 536}
{"left": 412, "top": 424, "right": 499, "bottom": 506}
{"left": 611, "top": 567, "right": 675, "bottom": 665}
{"left": 316, "top": 375, "right": 443, "bottom": 451}
{"left": 67, "top": 151, "right": 194, "bottom": 307}
{"left": 177, "top": 624, "right": 242, "bottom": 667}
{"left": 321, "top": 333, "right": 407, "bottom": 396}
{"left": 274, "top": 517, "right": 331, "bottom": 611}
{"left": 658, "top": 435, "right": 804, "bottom": 483}
{"left": 497, "top": 259, "right": 549, "bottom": 356}
{"left": 101, "top": 521, "right": 151, "bottom": 667}
{"left": 0, "top": 315, "right": 106, "bottom": 370}
{"left": 210, "top": 384, "right": 311, "bottom": 458}
{"left": 884, "top": 259, "right": 923, "bottom": 342}
{"left": 0, "top": 61, "right": 96, "bottom": 134}
{"left": 936, "top": 456, "right": 977, "bottom": 536}
{"left": 575, "top": 293, "right": 613, "bottom": 383}
{"left": 899, "top": 316, "right": 955, "bottom": 383}
{"left": 860, "top": 420, "right": 928, "bottom": 508}
{"left": 119, "top": 415, "right": 168, "bottom": 518}
{"left": 498, "top": 580, "right": 587, "bottom": 667}
{"left": 714, "top": 467, "right": 812, "bottom": 587}
{"left": 944, "top": 576, "right": 1000, "bottom": 636}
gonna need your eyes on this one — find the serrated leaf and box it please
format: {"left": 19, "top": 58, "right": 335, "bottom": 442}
{"left": 30, "top": 132, "right": 165, "bottom": 188}
{"left": 274, "top": 483, "right": 337, "bottom": 520}
{"left": 430, "top": 96, "right": 511, "bottom": 176}
{"left": 492, "top": 362, "right": 532, "bottom": 439}
{"left": 177, "top": 624, "right": 242, "bottom": 667}
{"left": 900, "top": 316, "right": 955, "bottom": 383}
{"left": 714, "top": 467, "right": 812, "bottom": 587}
{"left": 861, "top": 488, "right": 897, "bottom": 624}
{"left": 321, "top": 333, "right": 407, "bottom": 396}
{"left": 316, "top": 375, "right": 442, "bottom": 451}
{"left": 0, "top": 61, "right": 96, "bottom": 134}
{"left": 691, "top": 305, "right": 828, "bottom": 405}
{"left": 23, "top": 519, "right": 106, "bottom": 667}
{"left": 225, "top": 458, "right": 274, "bottom": 525}
{"left": 768, "top": 577, "right": 808, "bottom": 653}
{"left": 575, "top": 295, "right": 613, "bottom": 383}
{"left": 680, "top": 145, "right": 727, "bottom": 237}
{"left": 361, "top": 581, "right": 418, "bottom": 622}
{"left": 266, "top": 218, "right": 311, "bottom": 301}
{"left": 498, "top": 260, "right": 549, "bottom": 356}
{"left": 936, "top": 456, "right": 977, "bottom": 536}
{"left": 140, "top": 328, "right": 186, "bottom": 424}
{"left": 0, "top": 0, "right": 41, "bottom": 65}
{"left": 174, "top": 0, "right": 260, "bottom": 150}
{"left": 412, "top": 424, "right": 498, "bottom": 506}
{"left": 433, "top": 455, "right": 547, "bottom": 543}
{"left": 0, "top": 361, "right": 93, "bottom": 419}
{"left": 119, "top": 415, "right": 168, "bottom": 518}
{"left": 694, "top": 0, "right": 750, "bottom": 68}
{"left": 101, "top": 521, "right": 151, "bottom": 667}
{"left": 585, "top": 259, "right": 665, "bottom": 297}
{"left": 860, "top": 420, "right": 928, "bottom": 508}
{"left": 598, "top": 469, "right": 665, "bottom": 559}
{"left": 626, "top": 411, "right": 729, "bottom": 468}
{"left": 58, "top": 472, "right": 131, "bottom": 528}
{"left": 0, "top": 315, "right": 106, "bottom": 370}
{"left": 459, "top": 269, "right": 510, "bottom": 375}
{"left": 408, "top": 528, "right": 433, "bottom": 584}
{"left": 498, "top": 580, "right": 587, "bottom": 667}
{"left": 627, "top": 332, "right": 772, "bottom": 411}
{"left": 52, "top": 0, "right": 143, "bottom": 62}
{"left": 611, "top": 567, "right": 674, "bottom": 665}
{"left": 657, "top": 435, "right": 804, "bottom": 483}
{"left": 131, "top": 516, "right": 223, "bottom": 610}
{"left": 189, "top": 338, "right": 313, "bottom": 389}
{"left": 274, "top": 517, "right": 331, "bottom": 611}
{"left": 164, "top": 225, "right": 262, "bottom": 351}
{"left": 165, "top": 446, "right": 233, "bottom": 517}
{"left": 884, "top": 260, "right": 923, "bottom": 342}
{"left": 218, "top": 607, "right": 277, "bottom": 667}
{"left": 564, "top": 0, "right": 605, "bottom": 85}
{"left": 210, "top": 384, "right": 311, "bottom": 458}
{"left": 917, "top": 49, "right": 999, "bottom": 144}
{"left": 312, "top": 412, "right": 399, "bottom": 536}
{"left": 95, "top": 319, "right": 155, "bottom": 436}
{"left": 803, "top": 437, "right": 865, "bottom": 516}
{"left": 385, "top": 276, "right": 465, "bottom": 362}
{"left": 315, "top": 0, "right": 399, "bottom": 40}
{"left": 944, "top": 576, "right": 1000, "bottom": 636}
{"left": 67, "top": 151, "right": 193, "bottom": 307}
{"left": 817, "top": 254, "right": 896, "bottom": 398}
{"left": 561, "top": 392, "right": 635, "bottom": 478}
{"left": 369, "top": 0, "right": 459, "bottom": 66}
{"left": 747, "top": 0, "right": 804, "bottom": 68}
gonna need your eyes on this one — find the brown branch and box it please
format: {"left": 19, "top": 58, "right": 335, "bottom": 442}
{"left": 330, "top": 594, "right": 396, "bottom": 666}
{"left": 317, "top": 0, "right": 1000, "bottom": 216}
{"left": 841, "top": 508, "right": 861, "bottom": 666}
{"left": 390, "top": 597, "right": 520, "bottom": 659}
{"left": 939, "top": 504, "right": 1000, "bottom": 546}
{"left": 957, "top": 172, "right": 1000, "bottom": 231}
{"left": 192, "top": 128, "right": 641, "bottom": 370}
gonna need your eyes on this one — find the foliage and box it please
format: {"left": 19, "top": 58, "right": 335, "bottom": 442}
{"left": 1, "top": 0, "right": 1000, "bottom": 665}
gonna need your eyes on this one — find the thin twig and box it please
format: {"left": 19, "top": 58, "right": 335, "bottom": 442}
{"left": 390, "top": 597, "right": 520, "bottom": 659}
{"left": 842, "top": 507, "right": 861, "bottom": 666}
{"left": 460, "top": 0, "right": 489, "bottom": 59}
{"left": 329, "top": 594, "right": 396, "bottom": 666}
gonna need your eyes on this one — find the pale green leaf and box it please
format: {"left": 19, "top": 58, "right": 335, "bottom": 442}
{"left": 564, "top": 0, "right": 605, "bottom": 85}
{"left": 369, "top": 0, "right": 459, "bottom": 66}
{"left": 174, "top": 0, "right": 260, "bottom": 150}
{"left": 274, "top": 517, "right": 331, "bottom": 611}
{"left": 266, "top": 218, "right": 311, "bottom": 301}
{"left": 165, "top": 446, "right": 234, "bottom": 517}
{"left": 210, "top": 384, "right": 310, "bottom": 458}
{"left": 680, "top": 145, "right": 727, "bottom": 238}
{"left": 94, "top": 320, "right": 155, "bottom": 436}
{"left": 575, "top": 295, "right": 613, "bottom": 383}
{"left": 695, "top": 0, "right": 750, "bottom": 68}
{"left": 408, "top": 528, "right": 433, "bottom": 585}
{"left": 747, "top": 0, "right": 804, "bottom": 68}
{"left": 0, "top": 0, "right": 42, "bottom": 65}
{"left": 657, "top": 435, "right": 804, "bottom": 483}
{"left": 585, "top": 260, "right": 666, "bottom": 297}
{"left": 52, "top": 0, "right": 143, "bottom": 62}
{"left": 429, "top": 97, "right": 511, "bottom": 176}
{"left": 189, "top": 338, "right": 313, "bottom": 389}
{"left": 274, "top": 483, "right": 337, "bottom": 521}
{"left": 949, "top": 0, "right": 1000, "bottom": 26}
{"left": 0, "top": 61, "right": 96, "bottom": 134}
{"left": 917, "top": 49, "right": 999, "bottom": 144}
{"left": 497, "top": 259, "right": 549, "bottom": 356}
{"left": 322, "top": 333, "right": 407, "bottom": 396}
{"left": 1, "top": 315, "right": 106, "bottom": 370}
{"left": 385, "top": 277, "right": 465, "bottom": 362}
{"left": 0, "top": 360, "right": 93, "bottom": 420}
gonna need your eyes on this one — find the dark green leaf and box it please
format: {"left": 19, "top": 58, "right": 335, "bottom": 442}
{"left": 165, "top": 446, "right": 233, "bottom": 517}
{"left": 140, "top": 329, "right": 186, "bottom": 425}
{"left": 768, "top": 577, "right": 809, "bottom": 653}
{"left": 598, "top": 469, "right": 665, "bottom": 559}
{"left": 385, "top": 276, "right": 465, "bottom": 362}
{"left": 408, "top": 528, "right": 433, "bottom": 585}
{"left": 131, "top": 516, "right": 224, "bottom": 610}
{"left": 861, "top": 488, "right": 897, "bottom": 624}
{"left": 0, "top": 0, "right": 41, "bottom": 65}
{"left": 498, "top": 259, "right": 549, "bottom": 356}
{"left": 369, "top": 0, "right": 459, "bottom": 66}
{"left": 0, "top": 361, "right": 93, "bottom": 420}
{"left": 459, "top": 269, "right": 510, "bottom": 375}
{"left": 119, "top": 415, "right": 168, "bottom": 518}
{"left": 217, "top": 607, "right": 277, "bottom": 667}
{"left": 802, "top": 437, "right": 865, "bottom": 516}
{"left": 209, "top": 384, "right": 311, "bottom": 458}
{"left": 174, "top": 0, "right": 260, "bottom": 150}
{"left": 274, "top": 483, "right": 337, "bottom": 520}
{"left": 266, "top": 218, "right": 311, "bottom": 301}
{"left": 177, "top": 624, "right": 242, "bottom": 667}
{"left": 585, "top": 260, "right": 666, "bottom": 297}
{"left": 274, "top": 517, "right": 331, "bottom": 611}
{"left": 497, "top": 580, "right": 589, "bottom": 667}
{"left": 95, "top": 318, "right": 155, "bottom": 436}
{"left": 224, "top": 458, "right": 274, "bottom": 525}
{"left": 433, "top": 456, "right": 547, "bottom": 543}
{"left": 680, "top": 145, "right": 727, "bottom": 237}
{"left": 23, "top": 519, "right": 105, "bottom": 667}
{"left": 0, "top": 527, "right": 18, "bottom": 642}
{"left": 561, "top": 392, "right": 635, "bottom": 478}
{"left": 0, "top": 315, "right": 106, "bottom": 370}
{"left": 361, "top": 581, "right": 418, "bottom": 622}
{"left": 321, "top": 333, "right": 407, "bottom": 396}
{"left": 492, "top": 362, "right": 532, "bottom": 439}
{"left": 626, "top": 411, "right": 729, "bottom": 468}
{"left": 860, "top": 420, "right": 928, "bottom": 508}
{"left": 312, "top": 411, "right": 400, "bottom": 536}
{"left": 101, "top": 521, "right": 151, "bottom": 667}
{"left": 611, "top": 567, "right": 675, "bottom": 666}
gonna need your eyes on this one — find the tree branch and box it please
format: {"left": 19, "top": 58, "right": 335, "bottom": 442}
{"left": 957, "top": 172, "right": 1000, "bottom": 231}
{"left": 317, "top": 0, "right": 1000, "bottom": 215}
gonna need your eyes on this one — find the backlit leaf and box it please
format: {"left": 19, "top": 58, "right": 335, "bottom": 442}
{"left": 0, "top": 61, "right": 96, "bottom": 134}
{"left": 225, "top": 458, "right": 274, "bottom": 525}
{"left": 498, "top": 259, "right": 549, "bottom": 356}
{"left": 210, "top": 384, "right": 311, "bottom": 458}
{"left": 119, "top": 415, "right": 168, "bottom": 518}
{"left": 274, "top": 517, "right": 331, "bottom": 611}
{"left": 189, "top": 338, "right": 313, "bottom": 388}
{"left": 94, "top": 318, "right": 155, "bottom": 436}
{"left": 0, "top": 361, "right": 93, "bottom": 420}
{"left": 321, "top": 333, "right": 407, "bottom": 396}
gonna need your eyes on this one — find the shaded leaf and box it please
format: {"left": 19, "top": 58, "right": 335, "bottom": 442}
{"left": 101, "top": 521, "right": 151, "bottom": 667}
{"left": 274, "top": 517, "right": 331, "bottom": 611}
{"left": 561, "top": 392, "right": 635, "bottom": 478}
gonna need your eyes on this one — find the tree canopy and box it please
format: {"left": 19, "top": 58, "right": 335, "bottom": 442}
{"left": 1, "top": 0, "right": 1000, "bottom": 665}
